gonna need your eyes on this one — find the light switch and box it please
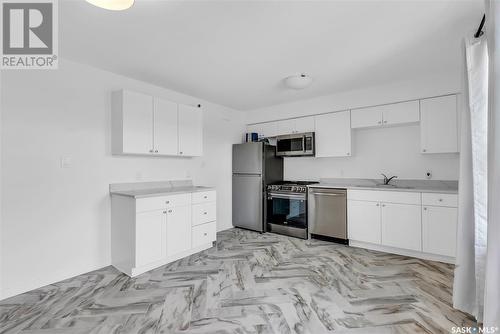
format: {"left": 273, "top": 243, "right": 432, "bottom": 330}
{"left": 60, "top": 156, "right": 72, "bottom": 168}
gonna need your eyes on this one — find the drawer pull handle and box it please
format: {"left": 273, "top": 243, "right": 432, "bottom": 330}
{"left": 168, "top": 210, "right": 172, "bottom": 213}
{"left": 424, "top": 207, "right": 427, "bottom": 210}
{"left": 166, "top": 201, "right": 170, "bottom": 204}
{"left": 376, "top": 203, "right": 380, "bottom": 206}
{"left": 163, "top": 211, "right": 166, "bottom": 214}
{"left": 203, "top": 233, "right": 207, "bottom": 236}
{"left": 203, "top": 212, "right": 207, "bottom": 215}
{"left": 203, "top": 196, "right": 208, "bottom": 199}
{"left": 438, "top": 199, "right": 443, "bottom": 202}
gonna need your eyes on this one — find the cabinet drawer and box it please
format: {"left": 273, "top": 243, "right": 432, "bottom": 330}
{"left": 192, "top": 202, "right": 216, "bottom": 226}
{"left": 192, "top": 222, "right": 216, "bottom": 248}
{"left": 347, "top": 190, "right": 420, "bottom": 205}
{"left": 136, "top": 193, "right": 190, "bottom": 212}
{"left": 422, "top": 193, "right": 458, "bottom": 207}
{"left": 192, "top": 190, "right": 216, "bottom": 204}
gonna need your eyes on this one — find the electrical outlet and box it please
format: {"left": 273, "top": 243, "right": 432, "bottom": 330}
{"left": 425, "top": 171, "right": 432, "bottom": 179}
{"left": 60, "top": 156, "right": 72, "bottom": 168}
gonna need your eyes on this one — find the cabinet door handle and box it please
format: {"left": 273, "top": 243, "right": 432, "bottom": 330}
{"left": 155, "top": 150, "right": 158, "bottom": 153}
{"left": 163, "top": 211, "right": 167, "bottom": 214}
{"left": 179, "top": 151, "right": 183, "bottom": 155}
{"left": 166, "top": 201, "right": 170, "bottom": 204}
{"left": 203, "top": 196, "right": 208, "bottom": 199}
{"left": 149, "top": 149, "right": 154, "bottom": 153}
{"left": 383, "top": 120, "right": 387, "bottom": 124}
{"left": 376, "top": 203, "right": 380, "bottom": 206}
{"left": 381, "top": 204, "right": 386, "bottom": 207}
{"left": 168, "top": 209, "right": 172, "bottom": 213}
{"left": 438, "top": 198, "right": 443, "bottom": 202}
{"left": 203, "top": 233, "right": 208, "bottom": 236}
{"left": 422, "top": 149, "right": 427, "bottom": 152}
{"left": 378, "top": 121, "right": 382, "bottom": 124}
{"left": 203, "top": 212, "right": 207, "bottom": 215}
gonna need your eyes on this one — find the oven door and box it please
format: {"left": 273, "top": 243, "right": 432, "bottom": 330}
{"left": 266, "top": 192, "right": 307, "bottom": 228}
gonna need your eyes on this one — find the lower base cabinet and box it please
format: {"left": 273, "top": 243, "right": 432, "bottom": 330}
{"left": 422, "top": 205, "right": 457, "bottom": 257}
{"left": 136, "top": 209, "right": 167, "bottom": 267}
{"left": 111, "top": 190, "right": 216, "bottom": 277}
{"left": 347, "top": 200, "right": 381, "bottom": 244}
{"left": 166, "top": 205, "right": 192, "bottom": 256}
{"left": 381, "top": 203, "right": 421, "bottom": 251}
{"left": 347, "top": 190, "right": 457, "bottom": 263}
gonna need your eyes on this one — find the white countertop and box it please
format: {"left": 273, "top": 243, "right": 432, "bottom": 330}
{"left": 309, "top": 178, "right": 458, "bottom": 194}
{"left": 109, "top": 180, "right": 215, "bottom": 198}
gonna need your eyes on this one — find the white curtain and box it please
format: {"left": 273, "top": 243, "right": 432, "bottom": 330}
{"left": 484, "top": 0, "right": 500, "bottom": 327}
{"left": 453, "top": 34, "right": 489, "bottom": 321}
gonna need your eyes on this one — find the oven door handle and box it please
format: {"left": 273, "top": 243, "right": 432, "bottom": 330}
{"left": 267, "top": 192, "right": 306, "bottom": 200}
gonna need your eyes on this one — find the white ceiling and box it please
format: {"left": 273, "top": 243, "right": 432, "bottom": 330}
{"left": 60, "top": 0, "right": 483, "bottom": 111}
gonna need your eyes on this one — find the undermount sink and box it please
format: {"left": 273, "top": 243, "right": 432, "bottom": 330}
{"left": 375, "top": 183, "right": 414, "bottom": 189}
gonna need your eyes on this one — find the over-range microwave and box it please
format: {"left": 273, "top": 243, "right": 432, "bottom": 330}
{"left": 275, "top": 132, "right": 315, "bottom": 157}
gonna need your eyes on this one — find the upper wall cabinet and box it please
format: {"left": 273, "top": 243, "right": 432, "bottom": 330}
{"left": 112, "top": 89, "right": 203, "bottom": 157}
{"left": 315, "top": 111, "right": 352, "bottom": 157}
{"left": 247, "top": 122, "right": 279, "bottom": 138}
{"left": 351, "top": 100, "right": 420, "bottom": 129}
{"left": 178, "top": 104, "right": 203, "bottom": 156}
{"left": 420, "top": 95, "right": 458, "bottom": 154}
{"left": 277, "top": 116, "right": 315, "bottom": 135}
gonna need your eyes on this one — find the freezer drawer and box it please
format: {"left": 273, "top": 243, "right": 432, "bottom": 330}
{"left": 232, "top": 174, "right": 263, "bottom": 232}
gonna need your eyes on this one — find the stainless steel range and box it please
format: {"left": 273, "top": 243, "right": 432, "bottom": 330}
{"left": 266, "top": 181, "right": 318, "bottom": 239}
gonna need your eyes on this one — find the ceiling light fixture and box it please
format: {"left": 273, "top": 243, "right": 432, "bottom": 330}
{"left": 86, "top": 0, "right": 134, "bottom": 11}
{"left": 283, "top": 73, "right": 313, "bottom": 90}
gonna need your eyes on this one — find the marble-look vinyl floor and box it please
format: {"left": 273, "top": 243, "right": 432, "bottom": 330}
{"left": 0, "top": 228, "right": 476, "bottom": 334}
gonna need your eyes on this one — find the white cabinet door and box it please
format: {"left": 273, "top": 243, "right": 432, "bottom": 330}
{"left": 422, "top": 206, "right": 457, "bottom": 257}
{"left": 294, "top": 116, "right": 315, "bottom": 133}
{"left": 351, "top": 107, "right": 382, "bottom": 128}
{"left": 315, "top": 111, "right": 352, "bottom": 157}
{"left": 420, "top": 95, "right": 458, "bottom": 153}
{"left": 178, "top": 104, "right": 203, "bottom": 156}
{"left": 122, "top": 90, "right": 154, "bottom": 154}
{"left": 347, "top": 200, "right": 381, "bottom": 244}
{"left": 166, "top": 205, "right": 191, "bottom": 256}
{"left": 277, "top": 119, "right": 296, "bottom": 135}
{"left": 381, "top": 203, "right": 421, "bottom": 251}
{"left": 154, "top": 98, "right": 178, "bottom": 155}
{"left": 382, "top": 101, "right": 420, "bottom": 125}
{"left": 136, "top": 210, "right": 166, "bottom": 267}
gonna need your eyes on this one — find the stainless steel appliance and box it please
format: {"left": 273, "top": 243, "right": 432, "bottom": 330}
{"left": 232, "top": 142, "right": 283, "bottom": 232}
{"left": 275, "top": 132, "right": 315, "bottom": 157}
{"left": 308, "top": 187, "right": 348, "bottom": 244}
{"left": 266, "top": 181, "right": 318, "bottom": 239}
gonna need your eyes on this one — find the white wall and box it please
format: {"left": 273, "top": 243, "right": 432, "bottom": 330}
{"left": 1, "top": 60, "right": 245, "bottom": 299}
{"left": 246, "top": 73, "right": 461, "bottom": 181}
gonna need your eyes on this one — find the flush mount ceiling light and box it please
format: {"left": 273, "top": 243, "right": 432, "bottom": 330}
{"left": 86, "top": 0, "right": 134, "bottom": 10}
{"left": 283, "top": 73, "right": 313, "bottom": 90}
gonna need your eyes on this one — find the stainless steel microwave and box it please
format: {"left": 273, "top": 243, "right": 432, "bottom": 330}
{"left": 275, "top": 132, "right": 315, "bottom": 157}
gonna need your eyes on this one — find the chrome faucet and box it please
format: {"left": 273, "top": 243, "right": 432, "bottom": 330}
{"left": 381, "top": 174, "right": 398, "bottom": 185}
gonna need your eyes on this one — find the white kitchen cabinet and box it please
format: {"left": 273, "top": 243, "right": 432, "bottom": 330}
{"left": 136, "top": 210, "right": 166, "bottom": 267}
{"left": 347, "top": 200, "right": 381, "bottom": 244}
{"left": 276, "top": 117, "right": 315, "bottom": 135}
{"left": 247, "top": 122, "right": 279, "bottom": 138}
{"left": 112, "top": 89, "right": 203, "bottom": 157}
{"left": 294, "top": 116, "right": 315, "bottom": 133}
{"left": 315, "top": 111, "right": 352, "bottom": 157}
{"left": 111, "top": 188, "right": 217, "bottom": 277}
{"left": 381, "top": 202, "right": 422, "bottom": 251}
{"left": 154, "top": 98, "right": 178, "bottom": 155}
{"left": 277, "top": 119, "right": 296, "bottom": 135}
{"left": 166, "top": 205, "right": 192, "bottom": 256}
{"left": 113, "top": 90, "right": 154, "bottom": 155}
{"left": 178, "top": 104, "right": 203, "bottom": 156}
{"left": 421, "top": 192, "right": 458, "bottom": 257}
{"left": 422, "top": 205, "right": 457, "bottom": 257}
{"left": 420, "top": 95, "right": 458, "bottom": 154}
{"left": 351, "top": 100, "right": 419, "bottom": 129}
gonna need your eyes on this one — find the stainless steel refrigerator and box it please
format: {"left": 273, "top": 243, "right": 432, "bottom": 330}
{"left": 232, "top": 142, "right": 283, "bottom": 232}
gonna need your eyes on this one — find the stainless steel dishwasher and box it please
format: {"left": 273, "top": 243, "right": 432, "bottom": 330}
{"left": 308, "top": 187, "right": 348, "bottom": 244}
